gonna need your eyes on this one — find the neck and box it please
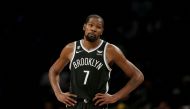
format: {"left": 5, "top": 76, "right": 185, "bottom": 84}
{"left": 82, "top": 39, "right": 101, "bottom": 50}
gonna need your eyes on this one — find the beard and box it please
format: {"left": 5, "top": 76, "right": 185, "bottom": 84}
{"left": 85, "top": 33, "right": 98, "bottom": 42}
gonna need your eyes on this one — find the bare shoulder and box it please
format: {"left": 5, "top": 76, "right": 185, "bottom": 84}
{"left": 106, "top": 43, "right": 125, "bottom": 63}
{"left": 60, "top": 41, "right": 75, "bottom": 60}
{"left": 106, "top": 43, "right": 123, "bottom": 54}
{"left": 64, "top": 42, "right": 75, "bottom": 50}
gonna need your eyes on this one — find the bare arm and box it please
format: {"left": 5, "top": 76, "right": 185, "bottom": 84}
{"left": 93, "top": 44, "right": 144, "bottom": 106}
{"left": 110, "top": 44, "right": 144, "bottom": 100}
{"left": 48, "top": 42, "right": 77, "bottom": 106}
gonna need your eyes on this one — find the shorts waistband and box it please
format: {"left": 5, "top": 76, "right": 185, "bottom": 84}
{"left": 76, "top": 98, "right": 92, "bottom": 103}
{"left": 75, "top": 97, "right": 108, "bottom": 108}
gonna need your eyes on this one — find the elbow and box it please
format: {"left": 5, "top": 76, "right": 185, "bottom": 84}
{"left": 48, "top": 68, "right": 52, "bottom": 80}
{"left": 48, "top": 67, "right": 59, "bottom": 78}
{"left": 133, "top": 71, "right": 144, "bottom": 84}
{"left": 138, "top": 72, "right": 144, "bottom": 84}
{"left": 48, "top": 67, "right": 55, "bottom": 79}
{"left": 48, "top": 68, "right": 52, "bottom": 75}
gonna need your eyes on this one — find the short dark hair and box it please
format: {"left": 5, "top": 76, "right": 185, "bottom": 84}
{"left": 85, "top": 14, "right": 104, "bottom": 27}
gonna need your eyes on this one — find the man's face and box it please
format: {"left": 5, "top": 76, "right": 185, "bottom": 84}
{"left": 83, "top": 17, "right": 104, "bottom": 42}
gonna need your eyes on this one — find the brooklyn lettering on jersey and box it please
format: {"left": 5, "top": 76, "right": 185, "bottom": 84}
{"left": 72, "top": 57, "right": 103, "bottom": 70}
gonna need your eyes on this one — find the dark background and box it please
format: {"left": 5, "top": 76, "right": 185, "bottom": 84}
{"left": 1, "top": 1, "right": 190, "bottom": 109}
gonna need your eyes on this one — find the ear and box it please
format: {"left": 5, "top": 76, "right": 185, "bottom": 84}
{"left": 101, "top": 29, "right": 104, "bottom": 35}
{"left": 83, "top": 24, "right": 86, "bottom": 31}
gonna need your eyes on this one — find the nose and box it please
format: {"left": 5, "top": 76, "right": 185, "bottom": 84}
{"left": 91, "top": 26, "right": 96, "bottom": 32}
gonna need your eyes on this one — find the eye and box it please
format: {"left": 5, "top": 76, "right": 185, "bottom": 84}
{"left": 88, "top": 24, "right": 93, "bottom": 27}
{"left": 96, "top": 26, "right": 101, "bottom": 29}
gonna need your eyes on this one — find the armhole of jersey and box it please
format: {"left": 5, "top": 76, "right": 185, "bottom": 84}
{"left": 69, "top": 41, "right": 76, "bottom": 70}
{"left": 104, "top": 42, "right": 112, "bottom": 72}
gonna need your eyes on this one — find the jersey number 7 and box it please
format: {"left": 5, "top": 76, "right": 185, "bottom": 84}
{"left": 83, "top": 70, "right": 90, "bottom": 85}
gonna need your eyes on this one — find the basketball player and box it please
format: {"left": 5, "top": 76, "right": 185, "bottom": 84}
{"left": 48, "top": 14, "right": 144, "bottom": 109}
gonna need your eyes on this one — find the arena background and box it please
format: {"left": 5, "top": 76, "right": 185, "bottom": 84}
{"left": 1, "top": 1, "right": 190, "bottom": 109}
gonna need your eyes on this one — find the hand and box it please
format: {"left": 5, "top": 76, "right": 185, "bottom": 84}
{"left": 93, "top": 93, "right": 118, "bottom": 106}
{"left": 56, "top": 92, "right": 77, "bottom": 107}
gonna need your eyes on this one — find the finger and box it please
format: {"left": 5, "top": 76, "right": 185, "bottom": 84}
{"left": 64, "top": 101, "right": 72, "bottom": 107}
{"left": 65, "top": 92, "right": 77, "bottom": 97}
{"left": 95, "top": 98, "right": 104, "bottom": 106}
{"left": 93, "top": 95, "right": 103, "bottom": 101}
{"left": 65, "top": 103, "right": 72, "bottom": 107}
{"left": 93, "top": 93, "right": 105, "bottom": 101}
{"left": 69, "top": 93, "right": 78, "bottom": 98}
{"left": 93, "top": 96, "right": 98, "bottom": 101}
{"left": 95, "top": 93, "right": 104, "bottom": 96}
{"left": 67, "top": 96, "right": 77, "bottom": 103}
{"left": 99, "top": 101, "right": 107, "bottom": 106}
{"left": 65, "top": 99, "right": 75, "bottom": 106}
